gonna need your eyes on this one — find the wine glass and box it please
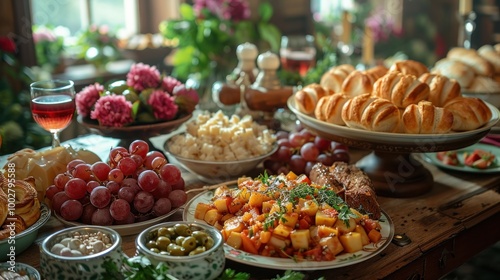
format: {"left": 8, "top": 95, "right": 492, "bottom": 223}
{"left": 30, "top": 80, "right": 76, "bottom": 148}
{"left": 279, "top": 35, "right": 316, "bottom": 77}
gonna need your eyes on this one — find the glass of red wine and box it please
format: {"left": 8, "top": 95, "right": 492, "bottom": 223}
{"left": 30, "top": 80, "right": 76, "bottom": 148}
{"left": 279, "top": 35, "right": 316, "bottom": 77}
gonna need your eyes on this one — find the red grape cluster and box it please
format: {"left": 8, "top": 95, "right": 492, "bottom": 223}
{"left": 46, "top": 140, "right": 188, "bottom": 225}
{"left": 264, "top": 127, "right": 350, "bottom": 176}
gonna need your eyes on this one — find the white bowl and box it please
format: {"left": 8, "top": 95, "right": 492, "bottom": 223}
{"left": 0, "top": 262, "right": 41, "bottom": 279}
{"left": 40, "top": 226, "right": 123, "bottom": 280}
{"left": 164, "top": 141, "right": 278, "bottom": 184}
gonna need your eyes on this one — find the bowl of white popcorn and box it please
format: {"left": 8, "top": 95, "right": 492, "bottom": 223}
{"left": 164, "top": 111, "right": 278, "bottom": 183}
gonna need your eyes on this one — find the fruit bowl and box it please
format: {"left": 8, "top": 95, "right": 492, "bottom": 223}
{"left": 0, "top": 203, "right": 51, "bottom": 261}
{"left": 164, "top": 138, "right": 278, "bottom": 184}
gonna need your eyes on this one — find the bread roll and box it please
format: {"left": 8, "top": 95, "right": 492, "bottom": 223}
{"left": 418, "top": 73, "right": 461, "bottom": 107}
{"left": 466, "top": 76, "right": 500, "bottom": 93}
{"left": 341, "top": 94, "right": 401, "bottom": 132}
{"left": 320, "top": 64, "right": 355, "bottom": 93}
{"left": 389, "top": 60, "right": 429, "bottom": 77}
{"left": 314, "top": 93, "right": 350, "bottom": 125}
{"left": 365, "top": 65, "right": 389, "bottom": 81}
{"left": 447, "top": 47, "right": 494, "bottom": 77}
{"left": 478, "top": 45, "right": 500, "bottom": 73}
{"left": 402, "top": 101, "right": 454, "bottom": 134}
{"left": 444, "top": 97, "right": 492, "bottom": 131}
{"left": 432, "top": 58, "right": 475, "bottom": 88}
{"left": 372, "top": 71, "right": 430, "bottom": 109}
{"left": 341, "top": 70, "right": 378, "bottom": 98}
{"left": 294, "top": 83, "right": 333, "bottom": 114}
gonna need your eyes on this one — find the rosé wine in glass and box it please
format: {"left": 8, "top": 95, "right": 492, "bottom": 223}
{"left": 30, "top": 80, "right": 75, "bottom": 148}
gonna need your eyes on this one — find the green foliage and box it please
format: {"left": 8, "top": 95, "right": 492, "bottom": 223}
{"left": 32, "top": 25, "right": 65, "bottom": 72}
{"left": 159, "top": 1, "right": 281, "bottom": 82}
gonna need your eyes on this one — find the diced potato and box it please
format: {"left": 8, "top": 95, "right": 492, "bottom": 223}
{"left": 279, "top": 212, "right": 299, "bottom": 228}
{"left": 223, "top": 216, "right": 244, "bottom": 234}
{"left": 354, "top": 225, "right": 370, "bottom": 246}
{"left": 317, "top": 225, "right": 339, "bottom": 238}
{"left": 213, "top": 221, "right": 224, "bottom": 231}
{"left": 350, "top": 208, "right": 367, "bottom": 223}
{"left": 269, "top": 235, "right": 287, "bottom": 249}
{"left": 286, "top": 171, "right": 297, "bottom": 180}
{"left": 226, "top": 232, "right": 242, "bottom": 249}
{"left": 221, "top": 213, "right": 235, "bottom": 223}
{"left": 339, "top": 232, "right": 363, "bottom": 253}
{"left": 316, "top": 209, "right": 338, "bottom": 227}
{"left": 319, "top": 236, "right": 344, "bottom": 256}
{"left": 236, "top": 187, "right": 251, "bottom": 202}
{"left": 228, "top": 197, "right": 244, "bottom": 214}
{"left": 204, "top": 209, "right": 223, "bottom": 225}
{"left": 290, "top": 229, "right": 310, "bottom": 250}
{"left": 299, "top": 199, "right": 319, "bottom": 216}
{"left": 194, "top": 203, "right": 212, "bottom": 220}
{"left": 213, "top": 197, "right": 229, "bottom": 213}
{"left": 273, "top": 224, "right": 293, "bottom": 238}
{"left": 368, "top": 229, "right": 382, "bottom": 243}
{"left": 334, "top": 217, "right": 356, "bottom": 234}
{"left": 259, "top": 231, "right": 272, "bottom": 243}
{"left": 262, "top": 200, "right": 275, "bottom": 213}
{"left": 248, "top": 191, "right": 271, "bottom": 207}
{"left": 214, "top": 186, "right": 230, "bottom": 197}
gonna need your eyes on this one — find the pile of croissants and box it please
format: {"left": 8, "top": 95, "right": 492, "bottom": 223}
{"left": 0, "top": 174, "right": 41, "bottom": 240}
{"left": 294, "top": 58, "right": 493, "bottom": 134}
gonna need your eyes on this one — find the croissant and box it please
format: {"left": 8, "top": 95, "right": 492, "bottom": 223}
{"left": 320, "top": 64, "right": 355, "bottom": 93}
{"left": 0, "top": 174, "right": 40, "bottom": 228}
{"left": 294, "top": 83, "right": 333, "bottom": 114}
{"left": 418, "top": 73, "right": 461, "bottom": 107}
{"left": 444, "top": 97, "right": 492, "bottom": 131}
{"left": 314, "top": 93, "right": 350, "bottom": 125}
{"left": 447, "top": 47, "right": 494, "bottom": 77}
{"left": 389, "top": 60, "right": 429, "bottom": 77}
{"left": 0, "top": 215, "right": 27, "bottom": 240}
{"left": 432, "top": 58, "right": 475, "bottom": 88}
{"left": 402, "top": 101, "right": 454, "bottom": 134}
{"left": 341, "top": 94, "right": 401, "bottom": 132}
{"left": 372, "top": 71, "right": 430, "bottom": 109}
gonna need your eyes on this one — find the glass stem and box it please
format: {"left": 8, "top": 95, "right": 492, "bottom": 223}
{"left": 52, "top": 131, "right": 61, "bottom": 147}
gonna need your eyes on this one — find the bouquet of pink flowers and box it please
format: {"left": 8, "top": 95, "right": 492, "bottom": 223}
{"left": 76, "top": 63, "right": 199, "bottom": 127}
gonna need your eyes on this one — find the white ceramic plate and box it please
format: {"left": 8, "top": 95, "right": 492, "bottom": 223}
{"left": 183, "top": 187, "right": 395, "bottom": 271}
{"left": 287, "top": 97, "right": 500, "bottom": 146}
{"left": 422, "top": 143, "right": 500, "bottom": 173}
{"left": 54, "top": 207, "right": 179, "bottom": 236}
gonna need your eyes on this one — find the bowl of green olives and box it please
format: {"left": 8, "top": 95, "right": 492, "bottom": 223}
{"left": 135, "top": 221, "right": 225, "bottom": 280}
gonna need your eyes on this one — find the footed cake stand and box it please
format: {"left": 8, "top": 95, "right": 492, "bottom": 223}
{"left": 288, "top": 97, "right": 500, "bottom": 197}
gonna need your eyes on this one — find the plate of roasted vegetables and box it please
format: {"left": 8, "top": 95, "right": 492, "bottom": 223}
{"left": 183, "top": 167, "right": 394, "bottom": 270}
{"left": 423, "top": 143, "right": 500, "bottom": 173}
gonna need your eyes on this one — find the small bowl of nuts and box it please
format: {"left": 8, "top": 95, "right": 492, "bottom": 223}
{"left": 39, "top": 226, "right": 123, "bottom": 280}
{"left": 164, "top": 111, "right": 278, "bottom": 183}
{"left": 135, "top": 221, "right": 225, "bottom": 280}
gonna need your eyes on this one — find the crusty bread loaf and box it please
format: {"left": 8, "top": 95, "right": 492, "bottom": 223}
{"left": 341, "top": 70, "right": 378, "bottom": 98}
{"left": 432, "top": 58, "right": 475, "bottom": 88}
{"left": 478, "top": 45, "right": 500, "bottom": 73}
{"left": 294, "top": 83, "right": 334, "bottom": 114}
{"left": 444, "top": 97, "right": 492, "bottom": 131}
{"left": 320, "top": 64, "right": 355, "bottom": 93}
{"left": 466, "top": 76, "right": 500, "bottom": 93}
{"left": 341, "top": 93, "right": 401, "bottom": 132}
{"left": 447, "top": 47, "right": 494, "bottom": 77}
{"left": 314, "top": 93, "right": 350, "bottom": 125}
{"left": 402, "top": 101, "right": 454, "bottom": 134}
{"left": 372, "top": 71, "right": 430, "bottom": 109}
{"left": 365, "top": 65, "right": 389, "bottom": 81}
{"left": 389, "top": 60, "right": 429, "bottom": 77}
{"left": 418, "top": 73, "right": 461, "bottom": 107}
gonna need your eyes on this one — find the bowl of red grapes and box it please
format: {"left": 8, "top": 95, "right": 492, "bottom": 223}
{"left": 263, "top": 126, "right": 350, "bottom": 176}
{"left": 45, "top": 140, "right": 189, "bottom": 236}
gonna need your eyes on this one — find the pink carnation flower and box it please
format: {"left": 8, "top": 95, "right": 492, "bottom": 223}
{"left": 162, "top": 76, "right": 182, "bottom": 94}
{"left": 126, "top": 63, "right": 161, "bottom": 92}
{"left": 148, "top": 90, "right": 178, "bottom": 121}
{"left": 173, "top": 85, "right": 199, "bottom": 114}
{"left": 90, "top": 95, "right": 133, "bottom": 127}
{"left": 75, "top": 83, "right": 104, "bottom": 117}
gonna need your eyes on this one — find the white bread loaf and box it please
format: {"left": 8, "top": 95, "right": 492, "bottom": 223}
{"left": 372, "top": 71, "right": 430, "bottom": 109}
{"left": 477, "top": 45, "right": 500, "bottom": 73}
{"left": 466, "top": 76, "right": 500, "bottom": 93}
{"left": 447, "top": 47, "right": 494, "bottom": 77}
{"left": 444, "top": 97, "right": 492, "bottom": 131}
{"left": 314, "top": 93, "right": 350, "bottom": 125}
{"left": 320, "top": 64, "right": 355, "bottom": 93}
{"left": 432, "top": 58, "right": 475, "bottom": 88}
{"left": 341, "top": 70, "right": 377, "bottom": 98}
{"left": 418, "top": 73, "right": 461, "bottom": 107}
{"left": 341, "top": 94, "right": 401, "bottom": 132}
{"left": 402, "top": 101, "right": 454, "bottom": 134}
{"left": 389, "top": 59, "right": 429, "bottom": 77}
{"left": 294, "top": 83, "right": 333, "bottom": 114}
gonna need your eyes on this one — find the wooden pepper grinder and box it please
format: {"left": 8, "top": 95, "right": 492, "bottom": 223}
{"left": 212, "top": 43, "right": 259, "bottom": 107}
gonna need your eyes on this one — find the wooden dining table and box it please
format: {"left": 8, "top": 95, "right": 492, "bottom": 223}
{"left": 6, "top": 133, "right": 500, "bottom": 280}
